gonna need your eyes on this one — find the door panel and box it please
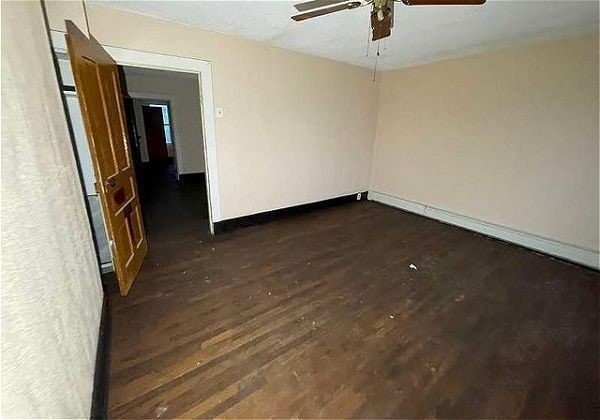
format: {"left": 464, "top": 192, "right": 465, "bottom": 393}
{"left": 99, "top": 66, "right": 131, "bottom": 171}
{"left": 66, "top": 21, "right": 147, "bottom": 295}
{"left": 79, "top": 59, "right": 118, "bottom": 178}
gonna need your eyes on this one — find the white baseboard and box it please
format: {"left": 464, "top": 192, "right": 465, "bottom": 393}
{"left": 368, "top": 191, "right": 599, "bottom": 270}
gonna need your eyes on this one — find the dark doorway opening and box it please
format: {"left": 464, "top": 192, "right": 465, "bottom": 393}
{"left": 118, "top": 65, "right": 210, "bottom": 248}
{"left": 142, "top": 104, "right": 170, "bottom": 163}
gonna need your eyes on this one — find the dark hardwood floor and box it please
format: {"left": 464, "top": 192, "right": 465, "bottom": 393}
{"left": 105, "top": 166, "right": 599, "bottom": 418}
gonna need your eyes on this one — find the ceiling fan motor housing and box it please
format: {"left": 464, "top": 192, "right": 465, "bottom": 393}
{"left": 291, "top": 0, "right": 486, "bottom": 40}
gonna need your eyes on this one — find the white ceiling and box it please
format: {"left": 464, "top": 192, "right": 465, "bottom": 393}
{"left": 96, "top": 0, "right": 599, "bottom": 70}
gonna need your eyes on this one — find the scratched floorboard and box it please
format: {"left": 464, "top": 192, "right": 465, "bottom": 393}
{"left": 105, "top": 164, "right": 599, "bottom": 418}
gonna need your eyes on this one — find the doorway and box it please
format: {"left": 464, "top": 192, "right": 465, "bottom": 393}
{"left": 118, "top": 65, "right": 210, "bottom": 246}
{"left": 52, "top": 32, "right": 218, "bottom": 286}
{"left": 51, "top": 29, "right": 221, "bottom": 229}
{"left": 143, "top": 103, "right": 173, "bottom": 163}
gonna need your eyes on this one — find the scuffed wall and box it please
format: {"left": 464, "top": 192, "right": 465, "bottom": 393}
{"left": 1, "top": 1, "right": 103, "bottom": 417}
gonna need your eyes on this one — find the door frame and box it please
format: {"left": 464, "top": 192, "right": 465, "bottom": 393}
{"left": 50, "top": 30, "right": 221, "bottom": 233}
{"left": 129, "top": 94, "right": 180, "bottom": 174}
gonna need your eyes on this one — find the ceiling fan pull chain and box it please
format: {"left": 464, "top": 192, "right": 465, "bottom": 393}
{"left": 366, "top": 17, "right": 371, "bottom": 57}
{"left": 373, "top": 41, "right": 381, "bottom": 81}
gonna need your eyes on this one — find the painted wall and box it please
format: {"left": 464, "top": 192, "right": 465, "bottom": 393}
{"left": 123, "top": 68, "right": 204, "bottom": 174}
{"left": 371, "top": 35, "right": 599, "bottom": 252}
{"left": 1, "top": 1, "right": 104, "bottom": 418}
{"left": 45, "top": 2, "right": 378, "bottom": 221}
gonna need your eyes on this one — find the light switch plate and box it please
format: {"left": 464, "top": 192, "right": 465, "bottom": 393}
{"left": 215, "top": 107, "right": 224, "bottom": 118}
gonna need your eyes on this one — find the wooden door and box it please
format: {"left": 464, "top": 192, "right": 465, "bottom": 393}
{"left": 142, "top": 106, "right": 169, "bottom": 162}
{"left": 66, "top": 21, "right": 147, "bottom": 295}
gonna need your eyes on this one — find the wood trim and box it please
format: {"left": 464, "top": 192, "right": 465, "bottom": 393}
{"left": 214, "top": 192, "right": 368, "bottom": 234}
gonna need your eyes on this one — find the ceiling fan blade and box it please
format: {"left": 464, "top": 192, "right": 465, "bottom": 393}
{"left": 294, "top": 0, "right": 346, "bottom": 12}
{"left": 402, "top": 0, "right": 485, "bottom": 5}
{"left": 292, "top": 2, "right": 360, "bottom": 21}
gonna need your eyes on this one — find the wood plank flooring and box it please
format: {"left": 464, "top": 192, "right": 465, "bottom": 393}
{"left": 105, "top": 166, "right": 599, "bottom": 418}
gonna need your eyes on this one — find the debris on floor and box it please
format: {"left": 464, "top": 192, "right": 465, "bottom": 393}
{"left": 455, "top": 294, "right": 465, "bottom": 302}
{"left": 426, "top": 362, "right": 437, "bottom": 373}
{"left": 389, "top": 315, "right": 394, "bottom": 319}
{"left": 154, "top": 406, "right": 168, "bottom": 418}
{"left": 409, "top": 264, "right": 418, "bottom": 270}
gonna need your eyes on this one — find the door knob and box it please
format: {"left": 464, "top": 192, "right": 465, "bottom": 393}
{"left": 105, "top": 178, "right": 116, "bottom": 188}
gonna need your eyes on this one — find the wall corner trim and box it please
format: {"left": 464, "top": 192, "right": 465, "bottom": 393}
{"left": 368, "top": 190, "right": 599, "bottom": 270}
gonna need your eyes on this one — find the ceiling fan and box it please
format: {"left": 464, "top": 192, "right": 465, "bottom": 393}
{"left": 291, "top": 0, "right": 486, "bottom": 41}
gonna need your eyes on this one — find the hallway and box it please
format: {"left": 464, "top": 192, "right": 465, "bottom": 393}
{"left": 103, "top": 175, "right": 599, "bottom": 418}
{"left": 137, "top": 162, "right": 210, "bottom": 243}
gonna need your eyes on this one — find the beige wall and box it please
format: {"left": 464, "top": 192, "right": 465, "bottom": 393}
{"left": 1, "top": 1, "right": 103, "bottom": 417}
{"left": 45, "top": 1, "right": 379, "bottom": 220}
{"left": 371, "top": 35, "right": 599, "bottom": 252}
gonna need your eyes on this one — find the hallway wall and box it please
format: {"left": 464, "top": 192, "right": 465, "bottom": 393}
{"left": 1, "top": 1, "right": 103, "bottom": 417}
{"left": 123, "top": 67, "right": 205, "bottom": 175}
